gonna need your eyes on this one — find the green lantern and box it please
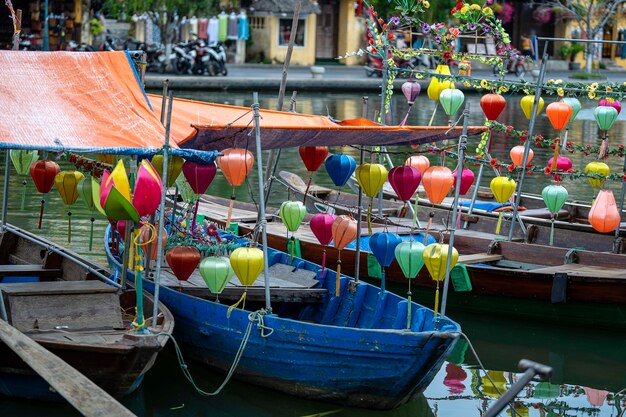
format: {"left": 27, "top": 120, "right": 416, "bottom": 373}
{"left": 199, "top": 256, "right": 234, "bottom": 300}
{"left": 541, "top": 184, "right": 569, "bottom": 246}
{"left": 10, "top": 149, "right": 39, "bottom": 210}
{"left": 279, "top": 201, "right": 307, "bottom": 232}
{"left": 394, "top": 240, "right": 425, "bottom": 329}
{"left": 77, "top": 177, "right": 97, "bottom": 251}
{"left": 562, "top": 97, "right": 581, "bottom": 123}
{"left": 594, "top": 106, "right": 618, "bottom": 131}
{"left": 439, "top": 88, "right": 465, "bottom": 116}
{"left": 175, "top": 175, "right": 199, "bottom": 204}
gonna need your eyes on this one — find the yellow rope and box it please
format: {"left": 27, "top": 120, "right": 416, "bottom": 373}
{"left": 227, "top": 290, "right": 247, "bottom": 318}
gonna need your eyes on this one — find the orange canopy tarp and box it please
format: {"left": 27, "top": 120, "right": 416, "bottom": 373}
{"left": 148, "top": 94, "right": 486, "bottom": 151}
{"left": 0, "top": 51, "right": 169, "bottom": 153}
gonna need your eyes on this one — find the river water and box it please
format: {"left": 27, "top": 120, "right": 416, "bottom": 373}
{"left": 1, "top": 90, "right": 625, "bottom": 416}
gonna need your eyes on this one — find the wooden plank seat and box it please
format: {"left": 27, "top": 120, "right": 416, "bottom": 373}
{"left": 458, "top": 253, "right": 503, "bottom": 265}
{"left": 0, "top": 264, "right": 62, "bottom": 279}
{"left": 521, "top": 207, "right": 570, "bottom": 220}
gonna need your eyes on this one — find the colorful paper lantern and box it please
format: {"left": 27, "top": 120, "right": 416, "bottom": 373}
{"left": 594, "top": 106, "right": 619, "bottom": 131}
{"left": 598, "top": 98, "right": 621, "bottom": 115}
{"left": 423, "top": 243, "right": 459, "bottom": 316}
{"left": 547, "top": 156, "right": 573, "bottom": 172}
{"left": 439, "top": 88, "right": 465, "bottom": 116}
{"left": 10, "top": 150, "right": 39, "bottom": 210}
{"left": 54, "top": 171, "right": 85, "bottom": 243}
{"left": 331, "top": 215, "right": 358, "bottom": 296}
{"left": 584, "top": 161, "right": 610, "bottom": 188}
{"left": 230, "top": 247, "right": 264, "bottom": 287}
{"left": 588, "top": 189, "right": 621, "bottom": 233}
{"left": 30, "top": 160, "right": 60, "bottom": 229}
{"left": 310, "top": 213, "right": 336, "bottom": 274}
{"left": 427, "top": 64, "right": 454, "bottom": 101}
{"left": 422, "top": 166, "right": 454, "bottom": 205}
{"left": 299, "top": 146, "right": 328, "bottom": 172}
{"left": 182, "top": 161, "right": 217, "bottom": 195}
{"left": 520, "top": 95, "right": 544, "bottom": 120}
{"left": 542, "top": 184, "right": 569, "bottom": 245}
{"left": 401, "top": 80, "right": 421, "bottom": 105}
{"left": 490, "top": 176, "right": 517, "bottom": 236}
{"left": 546, "top": 101, "right": 573, "bottom": 131}
{"left": 279, "top": 200, "right": 307, "bottom": 262}
{"left": 369, "top": 232, "right": 402, "bottom": 293}
{"left": 140, "top": 223, "right": 167, "bottom": 261}
{"left": 91, "top": 177, "right": 107, "bottom": 217}
{"left": 166, "top": 246, "right": 201, "bottom": 282}
{"left": 394, "top": 241, "right": 425, "bottom": 279}
{"left": 355, "top": 163, "right": 388, "bottom": 234}
{"left": 480, "top": 94, "right": 506, "bottom": 121}
{"left": 510, "top": 146, "right": 533, "bottom": 167}
{"left": 388, "top": 166, "right": 421, "bottom": 201}
{"left": 325, "top": 154, "right": 357, "bottom": 187}
{"left": 562, "top": 97, "right": 581, "bottom": 122}
{"left": 452, "top": 168, "right": 475, "bottom": 196}
{"left": 199, "top": 256, "right": 235, "bottom": 298}
{"left": 76, "top": 177, "right": 98, "bottom": 251}
{"left": 133, "top": 159, "right": 163, "bottom": 218}
{"left": 151, "top": 155, "right": 184, "bottom": 188}
{"left": 175, "top": 176, "right": 199, "bottom": 204}
{"left": 406, "top": 155, "right": 430, "bottom": 174}
{"left": 217, "top": 148, "right": 254, "bottom": 229}
{"left": 100, "top": 160, "right": 139, "bottom": 222}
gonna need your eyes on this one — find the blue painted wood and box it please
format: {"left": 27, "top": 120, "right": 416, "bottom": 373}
{"left": 106, "top": 228, "right": 461, "bottom": 410}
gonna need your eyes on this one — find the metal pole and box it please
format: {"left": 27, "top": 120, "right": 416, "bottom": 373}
{"left": 508, "top": 43, "right": 549, "bottom": 241}
{"left": 253, "top": 92, "right": 272, "bottom": 311}
{"left": 440, "top": 104, "right": 469, "bottom": 318}
{"left": 1, "top": 151, "right": 9, "bottom": 231}
{"left": 377, "top": 45, "right": 389, "bottom": 217}
{"left": 43, "top": 0, "right": 49, "bottom": 51}
{"left": 152, "top": 91, "right": 174, "bottom": 328}
{"left": 354, "top": 97, "right": 368, "bottom": 282}
{"left": 615, "top": 156, "right": 626, "bottom": 240}
{"left": 160, "top": 80, "right": 169, "bottom": 124}
{"left": 383, "top": 150, "right": 420, "bottom": 227}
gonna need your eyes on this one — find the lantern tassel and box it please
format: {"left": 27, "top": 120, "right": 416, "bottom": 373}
{"left": 433, "top": 283, "right": 440, "bottom": 317}
{"left": 89, "top": 217, "right": 94, "bottom": 251}
{"left": 67, "top": 211, "right": 72, "bottom": 243}
{"left": 20, "top": 180, "right": 26, "bottom": 210}
{"left": 227, "top": 289, "right": 248, "bottom": 318}
{"left": 400, "top": 104, "right": 413, "bottom": 126}
{"left": 428, "top": 104, "right": 437, "bottom": 127}
{"left": 598, "top": 134, "right": 609, "bottom": 160}
{"left": 495, "top": 211, "right": 504, "bottom": 235}
{"left": 367, "top": 201, "right": 373, "bottom": 235}
{"left": 38, "top": 198, "right": 44, "bottom": 229}
{"left": 226, "top": 191, "right": 236, "bottom": 230}
{"left": 303, "top": 177, "right": 312, "bottom": 205}
{"left": 562, "top": 128, "right": 569, "bottom": 151}
{"left": 381, "top": 268, "right": 386, "bottom": 294}
{"left": 423, "top": 216, "right": 432, "bottom": 245}
{"left": 412, "top": 197, "right": 419, "bottom": 229}
{"left": 456, "top": 203, "right": 462, "bottom": 228}
{"left": 550, "top": 217, "right": 555, "bottom": 246}
{"left": 335, "top": 257, "right": 341, "bottom": 297}
{"left": 289, "top": 236, "right": 295, "bottom": 264}
{"left": 487, "top": 127, "right": 493, "bottom": 154}
{"left": 191, "top": 199, "right": 200, "bottom": 234}
{"left": 551, "top": 139, "right": 560, "bottom": 172}
{"left": 321, "top": 247, "right": 326, "bottom": 275}
{"left": 406, "top": 281, "right": 412, "bottom": 329}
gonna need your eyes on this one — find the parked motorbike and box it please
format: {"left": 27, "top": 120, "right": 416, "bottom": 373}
{"left": 19, "top": 33, "right": 40, "bottom": 51}
{"left": 206, "top": 42, "right": 228, "bottom": 76}
{"left": 173, "top": 41, "right": 197, "bottom": 75}
{"left": 493, "top": 56, "right": 529, "bottom": 78}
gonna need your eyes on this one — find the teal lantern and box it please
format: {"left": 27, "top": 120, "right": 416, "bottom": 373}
{"left": 594, "top": 106, "right": 618, "bottom": 131}
{"left": 279, "top": 201, "right": 307, "bottom": 263}
{"left": 562, "top": 97, "right": 581, "bottom": 123}
{"left": 10, "top": 149, "right": 39, "bottom": 210}
{"left": 541, "top": 184, "right": 569, "bottom": 246}
{"left": 439, "top": 88, "right": 465, "bottom": 116}
{"left": 199, "top": 256, "right": 235, "bottom": 301}
{"left": 394, "top": 240, "right": 425, "bottom": 328}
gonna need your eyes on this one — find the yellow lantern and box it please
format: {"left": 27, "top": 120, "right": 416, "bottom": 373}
{"left": 520, "top": 95, "right": 545, "bottom": 120}
{"left": 584, "top": 161, "right": 610, "bottom": 188}
{"left": 423, "top": 243, "right": 459, "bottom": 316}
{"left": 228, "top": 247, "right": 264, "bottom": 314}
{"left": 54, "top": 171, "right": 85, "bottom": 243}
{"left": 355, "top": 163, "right": 388, "bottom": 234}
{"left": 490, "top": 176, "right": 517, "bottom": 235}
{"left": 427, "top": 64, "right": 455, "bottom": 101}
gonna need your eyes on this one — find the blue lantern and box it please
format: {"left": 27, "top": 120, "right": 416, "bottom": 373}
{"left": 325, "top": 154, "right": 357, "bottom": 187}
{"left": 369, "top": 232, "right": 402, "bottom": 293}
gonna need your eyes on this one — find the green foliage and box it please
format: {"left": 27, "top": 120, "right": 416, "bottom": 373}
{"left": 368, "top": 0, "right": 456, "bottom": 21}
{"left": 570, "top": 71, "right": 605, "bottom": 80}
{"left": 102, "top": 0, "right": 219, "bottom": 21}
{"left": 558, "top": 41, "right": 584, "bottom": 61}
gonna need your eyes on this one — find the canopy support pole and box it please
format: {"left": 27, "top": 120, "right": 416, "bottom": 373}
{"left": 615, "top": 155, "right": 626, "bottom": 245}
{"left": 43, "top": 0, "right": 49, "bottom": 51}
{"left": 377, "top": 45, "right": 389, "bottom": 217}
{"left": 152, "top": 91, "right": 174, "bottom": 328}
{"left": 2, "top": 150, "right": 9, "bottom": 231}
{"left": 253, "top": 92, "right": 272, "bottom": 312}
{"left": 508, "top": 43, "right": 549, "bottom": 241}
{"left": 354, "top": 96, "right": 368, "bottom": 282}
{"left": 440, "top": 103, "right": 469, "bottom": 319}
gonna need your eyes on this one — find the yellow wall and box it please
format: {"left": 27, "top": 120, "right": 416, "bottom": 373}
{"left": 338, "top": 0, "right": 363, "bottom": 65}
{"left": 268, "top": 14, "right": 317, "bottom": 65}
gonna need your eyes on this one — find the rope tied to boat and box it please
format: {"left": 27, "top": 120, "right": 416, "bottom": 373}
{"left": 250, "top": 308, "right": 274, "bottom": 338}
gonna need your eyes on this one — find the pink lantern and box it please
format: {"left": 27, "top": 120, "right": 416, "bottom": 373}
{"left": 309, "top": 213, "right": 336, "bottom": 274}
{"left": 547, "top": 156, "right": 573, "bottom": 171}
{"left": 388, "top": 166, "right": 421, "bottom": 201}
{"left": 452, "top": 168, "right": 475, "bottom": 196}
{"left": 182, "top": 161, "right": 217, "bottom": 195}
{"left": 598, "top": 98, "right": 622, "bottom": 115}
{"left": 401, "top": 80, "right": 421, "bottom": 105}
{"left": 117, "top": 220, "right": 128, "bottom": 240}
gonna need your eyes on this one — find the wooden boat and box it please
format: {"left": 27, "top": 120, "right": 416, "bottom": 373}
{"left": 105, "top": 226, "right": 461, "bottom": 410}
{"left": 279, "top": 170, "right": 626, "bottom": 253}
{"left": 194, "top": 194, "right": 626, "bottom": 329}
{"left": 0, "top": 224, "right": 174, "bottom": 401}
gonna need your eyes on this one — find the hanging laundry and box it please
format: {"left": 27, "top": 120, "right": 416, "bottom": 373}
{"left": 228, "top": 12, "right": 238, "bottom": 40}
{"left": 208, "top": 16, "right": 219, "bottom": 44}
{"left": 180, "top": 16, "right": 190, "bottom": 42}
{"left": 218, "top": 12, "right": 228, "bottom": 42}
{"left": 189, "top": 16, "right": 198, "bottom": 39}
{"left": 238, "top": 10, "right": 249, "bottom": 41}
{"left": 198, "top": 17, "right": 209, "bottom": 40}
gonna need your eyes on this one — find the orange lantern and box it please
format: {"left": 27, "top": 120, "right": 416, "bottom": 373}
{"left": 140, "top": 224, "right": 167, "bottom": 261}
{"left": 510, "top": 146, "right": 533, "bottom": 167}
{"left": 331, "top": 215, "right": 358, "bottom": 296}
{"left": 546, "top": 101, "right": 573, "bottom": 131}
{"left": 217, "top": 148, "right": 254, "bottom": 229}
{"left": 421, "top": 166, "right": 454, "bottom": 205}
{"left": 405, "top": 155, "right": 430, "bottom": 174}
{"left": 588, "top": 189, "right": 621, "bottom": 233}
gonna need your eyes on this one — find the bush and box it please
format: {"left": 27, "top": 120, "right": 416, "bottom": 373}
{"left": 570, "top": 72, "right": 605, "bottom": 80}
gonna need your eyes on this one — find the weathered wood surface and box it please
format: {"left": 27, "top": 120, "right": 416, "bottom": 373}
{"left": 529, "top": 264, "right": 626, "bottom": 279}
{"left": 0, "top": 264, "right": 61, "bottom": 277}
{"left": 458, "top": 253, "right": 503, "bottom": 264}
{"left": 0, "top": 319, "right": 135, "bottom": 417}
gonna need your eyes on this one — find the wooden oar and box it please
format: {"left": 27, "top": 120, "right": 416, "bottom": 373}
{"left": 0, "top": 319, "right": 135, "bottom": 417}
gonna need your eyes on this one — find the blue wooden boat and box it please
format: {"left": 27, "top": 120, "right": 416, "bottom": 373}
{"left": 105, "top": 227, "right": 460, "bottom": 410}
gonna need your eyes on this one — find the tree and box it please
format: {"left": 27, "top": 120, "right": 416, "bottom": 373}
{"left": 533, "top": 0, "right": 626, "bottom": 72}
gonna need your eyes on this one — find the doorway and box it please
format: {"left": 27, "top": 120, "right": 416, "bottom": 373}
{"left": 315, "top": 0, "right": 338, "bottom": 60}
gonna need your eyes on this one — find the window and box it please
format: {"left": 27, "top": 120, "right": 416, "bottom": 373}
{"left": 278, "top": 18, "right": 305, "bottom": 46}
{"left": 250, "top": 16, "right": 265, "bottom": 30}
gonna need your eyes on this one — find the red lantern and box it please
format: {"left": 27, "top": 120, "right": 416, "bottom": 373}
{"left": 546, "top": 101, "right": 573, "bottom": 131}
{"left": 182, "top": 161, "right": 217, "bottom": 232}
{"left": 166, "top": 246, "right": 201, "bottom": 282}
{"left": 29, "top": 160, "right": 60, "bottom": 229}
{"left": 299, "top": 146, "right": 328, "bottom": 172}
{"left": 388, "top": 166, "right": 421, "bottom": 202}
{"left": 480, "top": 94, "right": 506, "bottom": 121}
{"left": 309, "top": 213, "right": 336, "bottom": 274}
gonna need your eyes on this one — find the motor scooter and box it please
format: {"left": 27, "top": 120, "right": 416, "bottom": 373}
{"left": 206, "top": 42, "right": 227, "bottom": 76}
